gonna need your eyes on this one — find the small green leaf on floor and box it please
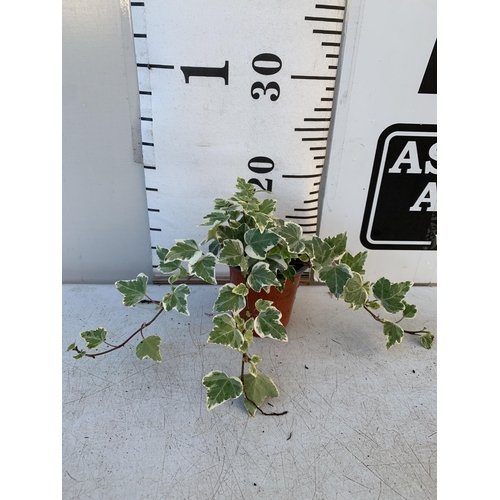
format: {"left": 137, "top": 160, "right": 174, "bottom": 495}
{"left": 202, "top": 371, "right": 243, "bottom": 410}
{"left": 80, "top": 327, "right": 107, "bottom": 350}
{"left": 136, "top": 335, "right": 162, "bottom": 362}
{"left": 243, "top": 373, "right": 279, "bottom": 417}
{"left": 161, "top": 284, "right": 190, "bottom": 315}
{"left": 383, "top": 321, "right": 405, "bottom": 349}
{"left": 420, "top": 331, "right": 435, "bottom": 349}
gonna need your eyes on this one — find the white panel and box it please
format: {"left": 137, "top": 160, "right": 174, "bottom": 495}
{"left": 320, "top": 0, "right": 437, "bottom": 284}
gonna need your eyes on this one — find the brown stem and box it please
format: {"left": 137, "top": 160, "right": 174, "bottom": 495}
{"left": 83, "top": 307, "right": 165, "bottom": 358}
{"left": 240, "top": 354, "right": 288, "bottom": 417}
{"left": 362, "top": 305, "right": 428, "bottom": 336}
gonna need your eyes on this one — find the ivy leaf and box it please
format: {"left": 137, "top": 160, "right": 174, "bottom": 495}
{"left": 189, "top": 253, "right": 217, "bottom": 285}
{"left": 80, "top": 327, "right": 107, "bottom": 350}
{"left": 318, "top": 264, "right": 353, "bottom": 299}
{"left": 383, "top": 321, "right": 405, "bottom": 349}
{"left": 155, "top": 245, "right": 183, "bottom": 273}
{"left": 420, "top": 331, "right": 435, "bottom": 349}
{"left": 244, "top": 228, "right": 281, "bottom": 260}
{"left": 310, "top": 236, "right": 336, "bottom": 270}
{"left": 136, "top": 335, "right": 162, "bottom": 362}
{"left": 341, "top": 251, "right": 368, "bottom": 275}
{"left": 207, "top": 313, "right": 244, "bottom": 350}
{"left": 373, "top": 278, "right": 413, "bottom": 314}
{"left": 258, "top": 198, "right": 277, "bottom": 215}
{"left": 213, "top": 284, "right": 246, "bottom": 315}
{"left": 232, "top": 283, "right": 249, "bottom": 296}
{"left": 254, "top": 306, "right": 288, "bottom": 341}
{"left": 271, "top": 221, "right": 305, "bottom": 254}
{"left": 161, "top": 284, "right": 190, "bottom": 315}
{"left": 219, "top": 239, "right": 246, "bottom": 270}
{"left": 202, "top": 371, "right": 243, "bottom": 410}
{"left": 66, "top": 342, "right": 76, "bottom": 352}
{"left": 255, "top": 298, "right": 272, "bottom": 312}
{"left": 247, "top": 262, "right": 281, "bottom": 292}
{"left": 73, "top": 351, "right": 87, "bottom": 359}
{"left": 243, "top": 373, "right": 279, "bottom": 417}
{"left": 115, "top": 273, "right": 148, "bottom": 307}
{"left": 247, "top": 211, "right": 272, "bottom": 233}
{"left": 199, "top": 210, "right": 230, "bottom": 227}
{"left": 324, "top": 232, "right": 347, "bottom": 259}
{"left": 402, "top": 301, "right": 418, "bottom": 319}
{"left": 341, "top": 272, "right": 369, "bottom": 310}
{"left": 165, "top": 239, "right": 202, "bottom": 265}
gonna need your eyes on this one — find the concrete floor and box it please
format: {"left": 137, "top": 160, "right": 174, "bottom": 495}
{"left": 62, "top": 283, "right": 437, "bottom": 499}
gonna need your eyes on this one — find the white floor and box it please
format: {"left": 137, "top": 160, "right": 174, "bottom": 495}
{"left": 62, "top": 283, "right": 437, "bottom": 500}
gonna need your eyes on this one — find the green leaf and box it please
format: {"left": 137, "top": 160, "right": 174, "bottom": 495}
{"left": 258, "top": 198, "right": 277, "bottom": 215}
{"left": 420, "top": 331, "right": 435, "bottom": 349}
{"left": 341, "top": 272, "right": 369, "bottom": 310}
{"left": 234, "top": 177, "right": 256, "bottom": 197}
{"left": 341, "top": 251, "right": 368, "bottom": 275}
{"left": 73, "top": 351, "right": 87, "bottom": 359}
{"left": 254, "top": 298, "right": 272, "bottom": 313}
{"left": 207, "top": 313, "right": 244, "bottom": 350}
{"left": 373, "top": 278, "right": 413, "bottom": 314}
{"left": 199, "top": 210, "right": 230, "bottom": 227}
{"left": 161, "top": 284, "right": 190, "bottom": 315}
{"left": 219, "top": 239, "right": 246, "bottom": 269}
{"left": 271, "top": 221, "right": 305, "bottom": 254}
{"left": 402, "top": 301, "right": 418, "bottom": 319}
{"left": 80, "top": 327, "right": 107, "bottom": 350}
{"left": 115, "top": 273, "right": 148, "bottom": 307}
{"left": 324, "top": 232, "right": 347, "bottom": 259}
{"left": 213, "top": 284, "right": 246, "bottom": 315}
{"left": 136, "top": 335, "right": 162, "bottom": 362}
{"left": 310, "top": 236, "right": 336, "bottom": 270}
{"left": 383, "top": 322, "right": 405, "bottom": 349}
{"left": 243, "top": 373, "right": 279, "bottom": 417}
{"left": 254, "top": 306, "right": 288, "bottom": 341}
{"left": 165, "top": 239, "right": 202, "bottom": 264}
{"left": 189, "top": 253, "right": 217, "bottom": 284}
{"left": 244, "top": 228, "right": 281, "bottom": 260}
{"left": 232, "top": 283, "right": 249, "bottom": 296}
{"left": 250, "top": 354, "right": 262, "bottom": 365}
{"left": 66, "top": 342, "right": 76, "bottom": 352}
{"left": 247, "top": 262, "right": 281, "bottom": 292}
{"left": 318, "top": 264, "right": 353, "bottom": 299}
{"left": 157, "top": 259, "right": 182, "bottom": 274}
{"left": 202, "top": 371, "right": 243, "bottom": 410}
{"left": 247, "top": 211, "right": 272, "bottom": 233}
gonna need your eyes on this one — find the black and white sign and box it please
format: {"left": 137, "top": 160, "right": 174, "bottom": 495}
{"left": 360, "top": 124, "right": 437, "bottom": 250}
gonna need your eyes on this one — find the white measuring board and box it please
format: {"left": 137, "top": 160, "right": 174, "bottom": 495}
{"left": 129, "top": 1, "right": 347, "bottom": 278}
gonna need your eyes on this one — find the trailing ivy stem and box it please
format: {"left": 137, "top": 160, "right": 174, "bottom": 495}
{"left": 240, "top": 354, "right": 288, "bottom": 417}
{"left": 83, "top": 307, "right": 165, "bottom": 358}
{"left": 362, "top": 305, "right": 428, "bottom": 336}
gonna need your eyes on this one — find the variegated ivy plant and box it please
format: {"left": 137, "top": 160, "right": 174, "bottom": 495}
{"left": 68, "top": 177, "right": 434, "bottom": 417}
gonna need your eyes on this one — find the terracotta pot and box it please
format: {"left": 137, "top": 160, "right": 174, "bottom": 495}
{"left": 229, "top": 265, "right": 307, "bottom": 327}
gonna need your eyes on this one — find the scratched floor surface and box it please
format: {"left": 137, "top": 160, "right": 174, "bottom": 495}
{"left": 62, "top": 283, "right": 437, "bottom": 500}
